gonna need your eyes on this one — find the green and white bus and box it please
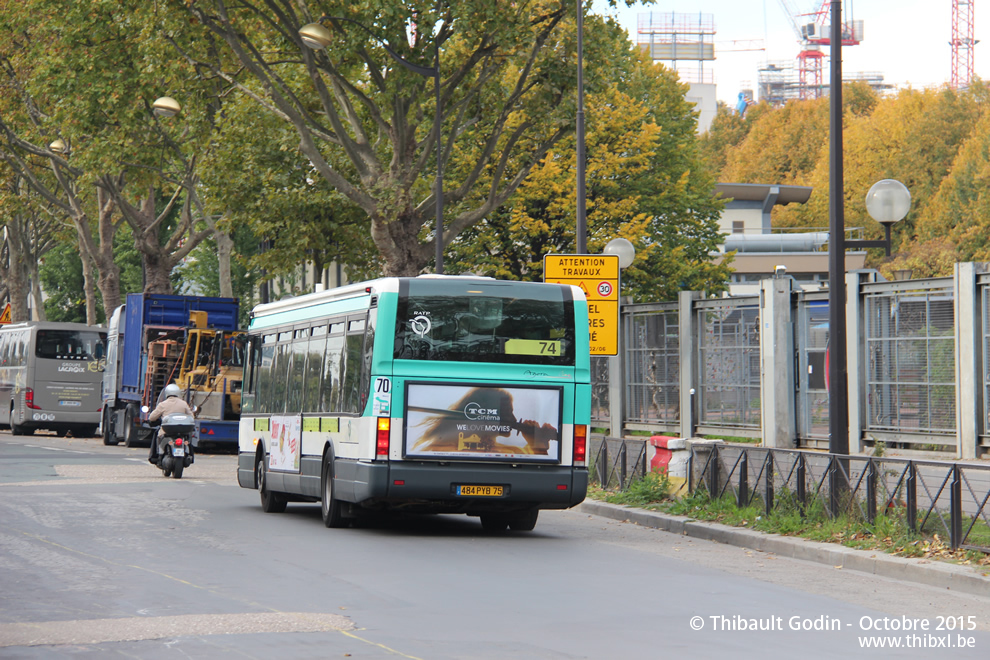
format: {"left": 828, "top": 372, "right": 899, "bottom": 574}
{"left": 237, "top": 275, "right": 590, "bottom": 531}
{"left": 0, "top": 322, "right": 107, "bottom": 437}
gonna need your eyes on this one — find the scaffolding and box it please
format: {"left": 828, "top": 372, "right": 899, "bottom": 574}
{"left": 637, "top": 12, "right": 716, "bottom": 84}
{"left": 758, "top": 61, "right": 892, "bottom": 105}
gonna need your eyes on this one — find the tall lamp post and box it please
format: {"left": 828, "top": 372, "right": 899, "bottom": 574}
{"left": 575, "top": 1, "right": 587, "bottom": 255}
{"left": 300, "top": 15, "right": 445, "bottom": 273}
{"left": 825, "top": 1, "right": 911, "bottom": 514}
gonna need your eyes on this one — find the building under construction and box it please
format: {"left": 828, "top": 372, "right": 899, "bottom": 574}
{"left": 757, "top": 61, "right": 892, "bottom": 105}
{"left": 636, "top": 12, "right": 717, "bottom": 132}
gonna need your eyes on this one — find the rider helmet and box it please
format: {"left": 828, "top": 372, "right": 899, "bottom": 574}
{"left": 162, "top": 383, "right": 182, "bottom": 399}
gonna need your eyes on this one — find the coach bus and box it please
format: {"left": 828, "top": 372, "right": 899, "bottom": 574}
{"left": 237, "top": 275, "right": 590, "bottom": 531}
{"left": 0, "top": 321, "right": 107, "bottom": 437}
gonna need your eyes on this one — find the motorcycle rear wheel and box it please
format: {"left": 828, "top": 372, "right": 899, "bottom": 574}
{"left": 171, "top": 463, "right": 183, "bottom": 479}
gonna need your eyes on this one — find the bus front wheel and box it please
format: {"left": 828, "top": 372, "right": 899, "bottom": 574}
{"left": 321, "top": 451, "right": 345, "bottom": 528}
{"left": 257, "top": 455, "right": 286, "bottom": 513}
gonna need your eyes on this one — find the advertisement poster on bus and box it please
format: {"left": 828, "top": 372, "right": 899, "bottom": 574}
{"left": 404, "top": 383, "right": 562, "bottom": 462}
{"left": 269, "top": 415, "right": 301, "bottom": 472}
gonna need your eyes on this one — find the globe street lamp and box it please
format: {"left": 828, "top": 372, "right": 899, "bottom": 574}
{"left": 152, "top": 96, "right": 181, "bottom": 118}
{"left": 300, "top": 14, "right": 445, "bottom": 273}
{"left": 604, "top": 237, "right": 635, "bottom": 269}
{"left": 864, "top": 179, "right": 911, "bottom": 256}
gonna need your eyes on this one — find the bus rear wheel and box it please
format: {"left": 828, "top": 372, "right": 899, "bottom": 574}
{"left": 321, "top": 452, "right": 345, "bottom": 528}
{"left": 10, "top": 406, "right": 32, "bottom": 436}
{"left": 257, "top": 455, "right": 286, "bottom": 513}
{"left": 508, "top": 508, "right": 539, "bottom": 531}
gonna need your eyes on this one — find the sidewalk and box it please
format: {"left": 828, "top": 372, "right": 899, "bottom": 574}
{"left": 578, "top": 500, "right": 990, "bottom": 599}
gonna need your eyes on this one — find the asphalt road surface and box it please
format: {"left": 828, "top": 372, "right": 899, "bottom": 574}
{"left": 1, "top": 431, "right": 989, "bottom": 659}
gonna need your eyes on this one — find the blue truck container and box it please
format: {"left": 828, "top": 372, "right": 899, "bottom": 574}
{"left": 101, "top": 294, "right": 240, "bottom": 449}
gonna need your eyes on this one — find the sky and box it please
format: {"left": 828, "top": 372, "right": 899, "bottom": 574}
{"left": 591, "top": 0, "right": 980, "bottom": 105}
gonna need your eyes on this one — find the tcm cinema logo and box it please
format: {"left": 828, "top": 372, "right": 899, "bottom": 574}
{"left": 464, "top": 402, "right": 502, "bottom": 421}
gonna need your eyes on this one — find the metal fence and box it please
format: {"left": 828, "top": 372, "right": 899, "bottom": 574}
{"left": 624, "top": 304, "right": 680, "bottom": 427}
{"left": 795, "top": 296, "right": 830, "bottom": 442}
{"left": 692, "top": 444, "right": 990, "bottom": 552}
{"left": 590, "top": 356, "right": 610, "bottom": 428}
{"left": 864, "top": 278, "right": 956, "bottom": 442}
{"left": 589, "top": 266, "right": 990, "bottom": 455}
{"left": 588, "top": 436, "right": 648, "bottom": 491}
{"left": 697, "top": 298, "right": 761, "bottom": 433}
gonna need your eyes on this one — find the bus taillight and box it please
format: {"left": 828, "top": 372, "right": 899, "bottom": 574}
{"left": 573, "top": 424, "right": 587, "bottom": 466}
{"left": 376, "top": 417, "right": 390, "bottom": 457}
{"left": 25, "top": 389, "right": 39, "bottom": 410}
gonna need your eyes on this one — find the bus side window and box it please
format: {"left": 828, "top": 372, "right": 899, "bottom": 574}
{"left": 341, "top": 318, "right": 366, "bottom": 413}
{"left": 304, "top": 326, "right": 327, "bottom": 413}
{"left": 322, "top": 329, "right": 344, "bottom": 413}
{"left": 270, "top": 339, "right": 291, "bottom": 415}
{"left": 256, "top": 335, "right": 276, "bottom": 414}
{"left": 287, "top": 329, "right": 307, "bottom": 413}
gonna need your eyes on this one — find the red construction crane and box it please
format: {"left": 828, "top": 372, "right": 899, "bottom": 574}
{"left": 951, "top": 0, "right": 976, "bottom": 89}
{"left": 777, "top": 0, "right": 863, "bottom": 99}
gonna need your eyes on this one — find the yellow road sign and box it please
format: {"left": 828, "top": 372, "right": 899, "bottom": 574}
{"left": 0, "top": 303, "right": 10, "bottom": 324}
{"left": 544, "top": 254, "right": 620, "bottom": 355}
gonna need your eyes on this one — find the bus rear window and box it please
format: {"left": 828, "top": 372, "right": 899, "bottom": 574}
{"left": 36, "top": 330, "right": 106, "bottom": 361}
{"left": 394, "top": 279, "right": 575, "bottom": 366}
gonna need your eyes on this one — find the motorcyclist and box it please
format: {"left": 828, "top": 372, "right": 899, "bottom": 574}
{"left": 147, "top": 383, "right": 195, "bottom": 463}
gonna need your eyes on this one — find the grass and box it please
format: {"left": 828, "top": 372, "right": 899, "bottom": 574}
{"left": 699, "top": 434, "right": 761, "bottom": 445}
{"left": 588, "top": 476, "right": 990, "bottom": 569}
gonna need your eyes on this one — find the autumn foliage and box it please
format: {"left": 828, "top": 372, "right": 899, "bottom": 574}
{"left": 702, "top": 80, "right": 990, "bottom": 278}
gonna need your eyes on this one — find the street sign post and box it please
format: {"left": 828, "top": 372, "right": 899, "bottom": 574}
{"left": 544, "top": 254, "right": 619, "bottom": 355}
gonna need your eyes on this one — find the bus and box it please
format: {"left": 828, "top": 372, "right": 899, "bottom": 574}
{"left": 0, "top": 321, "right": 107, "bottom": 437}
{"left": 237, "top": 275, "right": 590, "bottom": 531}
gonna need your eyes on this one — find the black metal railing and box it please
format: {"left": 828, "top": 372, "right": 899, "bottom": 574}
{"left": 588, "top": 437, "right": 648, "bottom": 491}
{"left": 691, "top": 444, "right": 990, "bottom": 552}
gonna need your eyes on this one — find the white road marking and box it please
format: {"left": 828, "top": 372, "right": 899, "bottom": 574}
{"left": 0, "top": 612, "right": 354, "bottom": 647}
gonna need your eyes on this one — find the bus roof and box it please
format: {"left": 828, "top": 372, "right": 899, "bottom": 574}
{"left": 248, "top": 275, "right": 583, "bottom": 331}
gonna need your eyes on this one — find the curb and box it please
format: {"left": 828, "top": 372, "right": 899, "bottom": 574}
{"left": 577, "top": 500, "right": 990, "bottom": 599}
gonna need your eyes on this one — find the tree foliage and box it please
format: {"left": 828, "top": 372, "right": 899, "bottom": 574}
{"left": 446, "top": 53, "right": 729, "bottom": 300}
{"left": 181, "top": 0, "right": 642, "bottom": 276}
{"left": 703, "top": 81, "right": 990, "bottom": 276}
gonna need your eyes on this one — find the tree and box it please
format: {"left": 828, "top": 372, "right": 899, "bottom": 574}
{"left": 911, "top": 91, "right": 990, "bottom": 267}
{"left": 181, "top": 0, "right": 640, "bottom": 276}
{"left": 0, "top": 0, "right": 232, "bottom": 316}
{"left": 698, "top": 100, "right": 771, "bottom": 180}
{"left": 786, "top": 85, "right": 983, "bottom": 255}
{"left": 39, "top": 241, "right": 93, "bottom": 323}
{"left": 0, "top": 166, "right": 59, "bottom": 322}
{"left": 446, "top": 53, "right": 730, "bottom": 301}
{"left": 197, "top": 93, "right": 376, "bottom": 287}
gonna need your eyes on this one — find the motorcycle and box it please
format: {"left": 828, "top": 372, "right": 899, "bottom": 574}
{"left": 144, "top": 406, "right": 196, "bottom": 479}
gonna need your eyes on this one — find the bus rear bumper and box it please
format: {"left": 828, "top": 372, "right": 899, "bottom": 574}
{"left": 342, "top": 460, "right": 588, "bottom": 511}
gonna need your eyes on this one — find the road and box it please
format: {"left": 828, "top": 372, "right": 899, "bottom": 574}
{"left": 1, "top": 431, "right": 989, "bottom": 659}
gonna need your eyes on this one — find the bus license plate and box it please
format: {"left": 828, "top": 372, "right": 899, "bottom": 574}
{"left": 172, "top": 447, "right": 185, "bottom": 457}
{"left": 457, "top": 485, "right": 503, "bottom": 497}
{"left": 59, "top": 400, "right": 81, "bottom": 407}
